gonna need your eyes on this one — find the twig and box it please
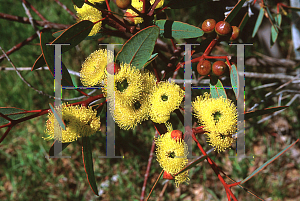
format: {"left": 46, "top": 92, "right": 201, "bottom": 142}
{"left": 22, "top": 1, "right": 40, "bottom": 37}
{"left": 246, "top": 52, "right": 298, "bottom": 68}
{"left": 148, "top": 0, "right": 161, "bottom": 16}
{"left": 0, "top": 31, "right": 42, "bottom": 62}
{"left": 242, "top": 72, "right": 295, "bottom": 80}
{"left": 54, "top": 0, "right": 77, "bottom": 20}
{"left": 0, "top": 66, "right": 80, "bottom": 77}
{"left": 257, "top": 94, "right": 300, "bottom": 124}
{"left": 140, "top": 131, "right": 158, "bottom": 201}
{"left": 21, "top": 0, "right": 47, "bottom": 21}
{"left": 0, "top": 66, "right": 97, "bottom": 101}
{"left": 0, "top": 12, "right": 70, "bottom": 29}
{"left": 156, "top": 180, "right": 168, "bottom": 201}
{"left": 0, "top": 46, "right": 87, "bottom": 101}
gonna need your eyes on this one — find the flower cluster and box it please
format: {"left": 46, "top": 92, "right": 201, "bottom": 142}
{"left": 107, "top": 66, "right": 157, "bottom": 129}
{"left": 44, "top": 103, "right": 101, "bottom": 143}
{"left": 155, "top": 130, "right": 189, "bottom": 187}
{"left": 192, "top": 92, "right": 237, "bottom": 152}
{"left": 74, "top": 0, "right": 105, "bottom": 36}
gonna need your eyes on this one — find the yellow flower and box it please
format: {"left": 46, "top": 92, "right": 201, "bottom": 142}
{"left": 149, "top": 81, "right": 184, "bottom": 123}
{"left": 75, "top": 3, "right": 103, "bottom": 36}
{"left": 192, "top": 92, "right": 237, "bottom": 135}
{"left": 192, "top": 92, "right": 237, "bottom": 152}
{"left": 80, "top": 49, "right": 113, "bottom": 87}
{"left": 125, "top": 0, "right": 164, "bottom": 24}
{"left": 44, "top": 103, "right": 101, "bottom": 143}
{"left": 109, "top": 70, "right": 156, "bottom": 130}
{"left": 155, "top": 131, "right": 189, "bottom": 187}
{"left": 150, "top": 0, "right": 164, "bottom": 8}
{"left": 106, "top": 63, "right": 144, "bottom": 104}
{"left": 206, "top": 132, "right": 235, "bottom": 153}
{"left": 111, "top": 93, "right": 150, "bottom": 130}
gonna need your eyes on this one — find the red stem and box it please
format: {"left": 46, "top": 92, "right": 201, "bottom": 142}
{"left": 0, "top": 127, "right": 12, "bottom": 143}
{"left": 141, "top": 0, "right": 146, "bottom": 13}
{"left": 192, "top": 133, "right": 238, "bottom": 200}
{"left": 105, "top": 0, "right": 111, "bottom": 11}
{"left": 147, "top": 0, "right": 161, "bottom": 16}
{"left": 140, "top": 131, "right": 158, "bottom": 201}
{"left": 170, "top": 39, "right": 176, "bottom": 50}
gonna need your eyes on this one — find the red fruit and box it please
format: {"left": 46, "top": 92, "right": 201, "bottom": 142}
{"left": 107, "top": 62, "right": 120, "bottom": 75}
{"left": 212, "top": 61, "right": 228, "bottom": 76}
{"left": 116, "top": 0, "right": 131, "bottom": 9}
{"left": 201, "top": 19, "right": 216, "bottom": 33}
{"left": 215, "top": 21, "right": 232, "bottom": 36}
{"left": 197, "top": 60, "right": 211, "bottom": 76}
{"left": 230, "top": 26, "right": 240, "bottom": 41}
{"left": 163, "top": 171, "right": 174, "bottom": 180}
{"left": 171, "top": 130, "right": 183, "bottom": 141}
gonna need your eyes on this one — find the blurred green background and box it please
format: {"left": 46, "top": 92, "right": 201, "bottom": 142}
{"left": 0, "top": 0, "right": 299, "bottom": 200}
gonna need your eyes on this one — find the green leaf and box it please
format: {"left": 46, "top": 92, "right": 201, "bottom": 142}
{"left": 155, "top": 20, "right": 204, "bottom": 39}
{"left": 49, "top": 103, "right": 66, "bottom": 130}
{"left": 53, "top": 20, "right": 94, "bottom": 53}
{"left": 252, "top": 7, "right": 264, "bottom": 38}
{"left": 0, "top": 107, "right": 28, "bottom": 125}
{"left": 271, "top": 14, "right": 282, "bottom": 45}
{"left": 174, "top": 155, "right": 207, "bottom": 176}
{"left": 82, "top": 136, "right": 99, "bottom": 196}
{"left": 32, "top": 54, "right": 46, "bottom": 71}
{"left": 276, "top": 13, "right": 282, "bottom": 26}
{"left": 49, "top": 140, "right": 71, "bottom": 156}
{"left": 116, "top": 26, "right": 159, "bottom": 70}
{"left": 166, "top": 0, "right": 211, "bottom": 9}
{"left": 40, "top": 31, "right": 74, "bottom": 86}
{"left": 230, "top": 64, "right": 239, "bottom": 99}
{"left": 146, "top": 170, "right": 163, "bottom": 200}
{"left": 61, "top": 62, "right": 74, "bottom": 86}
{"left": 72, "top": 0, "right": 84, "bottom": 8}
{"left": 241, "top": 139, "right": 299, "bottom": 184}
{"left": 271, "top": 24, "right": 279, "bottom": 45}
{"left": 210, "top": 79, "right": 227, "bottom": 99}
{"left": 52, "top": 30, "right": 65, "bottom": 38}
{"left": 245, "top": 106, "right": 288, "bottom": 120}
{"left": 144, "top": 53, "right": 158, "bottom": 68}
{"left": 41, "top": 31, "right": 56, "bottom": 76}
{"left": 225, "top": 0, "right": 247, "bottom": 24}
{"left": 265, "top": 6, "right": 275, "bottom": 24}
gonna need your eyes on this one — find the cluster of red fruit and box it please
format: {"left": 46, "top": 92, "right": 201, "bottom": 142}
{"left": 197, "top": 60, "right": 228, "bottom": 76}
{"left": 197, "top": 19, "right": 240, "bottom": 77}
{"left": 201, "top": 19, "right": 240, "bottom": 41}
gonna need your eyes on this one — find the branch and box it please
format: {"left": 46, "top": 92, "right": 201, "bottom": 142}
{"left": 0, "top": 12, "right": 70, "bottom": 29}
{"left": 22, "top": 1, "right": 40, "bottom": 37}
{"left": 21, "top": 0, "right": 47, "bottom": 21}
{"left": 0, "top": 31, "right": 41, "bottom": 62}
{"left": 54, "top": 0, "right": 77, "bottom": 20}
